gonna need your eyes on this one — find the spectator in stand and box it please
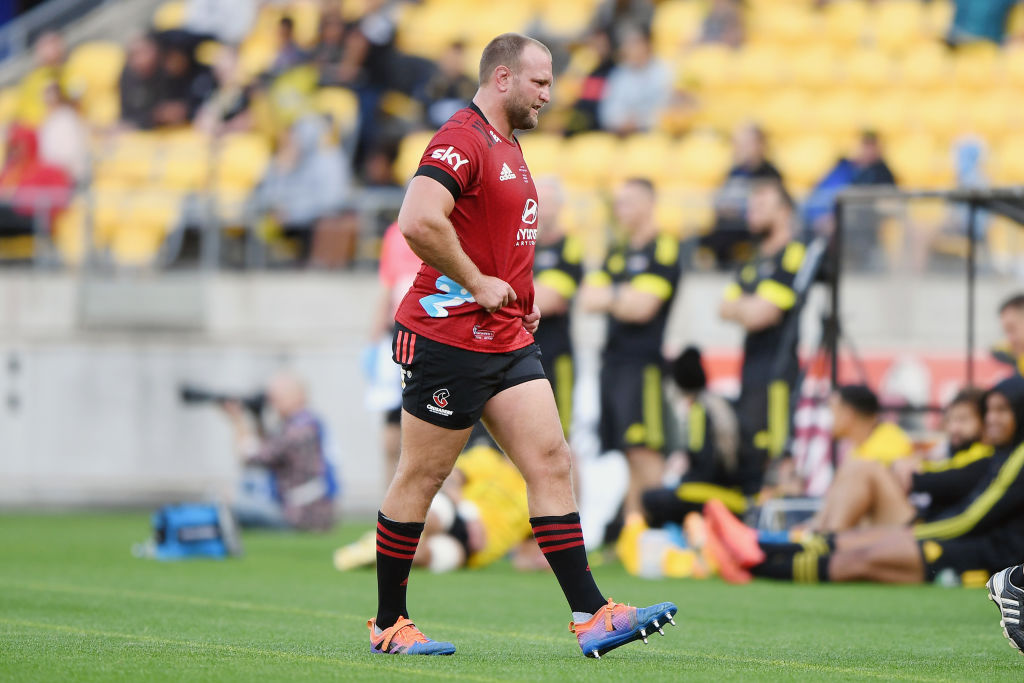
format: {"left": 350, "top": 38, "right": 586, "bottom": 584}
{"left": 194, "top": 47, "right": 254, "bottom": 136}
{"left": 271, "top": 16, "right": 310, "bottom": 75}
{"left": 598, "top": 26, "right": 670, "bottom": 134}
{"left": 591, "top": 0, "right": 654, "bottom": 41}
{"left": 152, "top": 32, "right": 216, "bottom": 128}
{"left": 803, "top": 131, "right": 896, "bottom": 239}
{"left": 0, "top": 125, "right": 72, "bottom": 240}
{"left": 14, "top": 31, "right": 64, "bottom": 127}
{"left": 312, "top": 9, "right": 350, "bottom": 87}
{"left": 421, "top": 42, "right": 477, "bottom": 129}
{"left": 38, "top": 82, "right": 89, "bottom": 185}
{"left": 701, "top": 0, "right": 744, "bottom": 48}
{"left": 119, "top": 34, "right": 162, "bottom": 130}
{"left": 993, "top": 294, "right": 1024, "bottom": 375}
{"left": 566, "top": 30, "right": 615, "bottom": 135}
{"left": 182, "top": 0, "right": 255, "bottom": 45}
{"left": 253, "top": 115, "right": 356, "bottom": 266}
{"left": 948, "top": 0, "right": 1019, "bottom": 46}
{"left": 704, "top": 124, "right": 783, "bottom": 267}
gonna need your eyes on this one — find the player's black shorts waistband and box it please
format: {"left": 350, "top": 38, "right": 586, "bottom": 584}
{"left": 393, "top": 324, "right": 546, "bottom": 430}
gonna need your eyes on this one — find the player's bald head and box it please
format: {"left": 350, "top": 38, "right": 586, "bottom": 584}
{"left": 266, "top": 370, "right": 307, "bottom": 417}
{"left": 478, "top": 33, "right": 551, "bottom": 86}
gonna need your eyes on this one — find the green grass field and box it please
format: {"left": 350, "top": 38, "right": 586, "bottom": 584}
{"left": 0, "top": 513, "right": 1020, "bottom": 681}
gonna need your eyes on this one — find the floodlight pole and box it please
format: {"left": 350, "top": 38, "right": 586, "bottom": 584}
{"left": 966, "top": 201, "right": 978, "bottom": 389}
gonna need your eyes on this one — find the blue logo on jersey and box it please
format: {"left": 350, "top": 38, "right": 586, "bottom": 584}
{"left": 419, "top": 275, "right": 475, "bottom": 318}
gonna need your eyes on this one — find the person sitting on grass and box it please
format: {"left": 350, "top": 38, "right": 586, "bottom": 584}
{"left": 701, "top": 375, "right": 1024, "bottom": 586}
{"left": 334, "top": 433, "right": 539, "bottom": 573}
{"left": 800, "top": 387, "right": 988, "bottom": 534}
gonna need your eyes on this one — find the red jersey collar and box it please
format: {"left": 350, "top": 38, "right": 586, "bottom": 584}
{"left": 468, "top": 102, "right": 517, "bottom": 147}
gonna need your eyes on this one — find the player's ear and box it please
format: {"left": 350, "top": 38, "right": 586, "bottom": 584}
{"left": 494, "top": 65, "right": 512, "bottom": 92}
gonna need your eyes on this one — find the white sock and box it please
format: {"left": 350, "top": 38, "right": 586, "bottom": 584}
{"left": 572, "top": 611, "right": 593, "bottom": 623}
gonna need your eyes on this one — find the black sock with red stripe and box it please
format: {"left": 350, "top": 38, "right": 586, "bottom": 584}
{"left": 531, "top": 512, "right": 606, "bottom": 615}
{"left": 375, "top": 511, "right": 424, "bottom": 629}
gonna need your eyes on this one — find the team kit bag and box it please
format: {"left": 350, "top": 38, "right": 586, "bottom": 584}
{"left": 134, "top": 503, "right": 243, "bottom": 560}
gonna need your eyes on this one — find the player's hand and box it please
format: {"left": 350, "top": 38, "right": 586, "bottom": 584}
{"left": 524, "top": 303, "right": 541, "bottom": 334}
{"left": 470, "top": 275, "right": 516, "bottom": 313}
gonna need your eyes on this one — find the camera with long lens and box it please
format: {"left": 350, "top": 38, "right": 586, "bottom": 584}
{"left": 179, "top": 385, "right": 267, "bottom": 422}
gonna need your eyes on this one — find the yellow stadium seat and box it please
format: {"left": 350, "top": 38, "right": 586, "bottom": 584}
{"left": 160, "top": 130, "right": 212, "bottom": 191}
{"left": 676, "top": 43, "right": 734, "bottom": 91}
{"left": 887, "top": 134, "right": 944, "bottom": 188}
{"left": 899, "top": 42, "right": 953, "bottom": 89}
{"left": 652, "top": 0, "right": 705, "bottom": 56}
{"left": 691, "top": 88, "right": 757, "bottom": 134}
{"left": 239, "top": 34, "right": 275, "bottom": 80}
{"left": 152, "top": 0, "right": 186, "bottom": 31}
{"left": 756, "top": 88, "right": 812, "bottom": 138}
{"left": 812, "top": 89, "right": 869, "bottom": 138}
{"left": 823, "top": 0, "right": 869, "bottom": 48}
{"left": 989, "top": 134, "right": 1024, "bottom": 184}
{"left": 924, "top": 0, "right": 954, "bottom": 40}
{"left": 54, "top": 198, "right": 87, "bottom": 265}
{"left": 952, "top": 42, "right": 1001, "bottom": 89}
{"left": 1003, "top": 43, "right": 1024, "bottom": 86}
{"left": 397, "top": 1, "right": 468, "bottom": 57}
{"left": 964, "top": 88, "right": 1016, "bottom": 141}
{"left": 774, "top": 135, "right": 838, "bottom": 195}
{"left": 393, "top": 130, "right": 436, "bottom": 184}
{"left": 561, "top": 188, "right": 610, "bottom": 258}
{"left": 789, "top": 44, "right": 840, "bottom": 89}
{"left": 751, "top": 4, "right": 818, "bottom": 44}
{"left": 290, "top": 0, "right": 321, "bottom": 49}
{"left": 215, "top": 133, "right": 271, "bottom": 190}
{"left": 81, "top": 90, "right": 119, "bottom": 128}
{"left": 615, "top": 132, "right": 674, "bottom": 187}
{"left": 563, "top": 132, "right": 619, "bottom": 190}
{"left": 315, "top": 87, "right": 359, "bottom": 142}
{"left": 862, "top": 90, "right": 914, "bottom": 138}
{"left": 874, "top": 0, "right": 927, "bottom": 53}
{"left": 909, "top": 88, "right": 965, "bottom": 142}
{"left": 0, "top": 87, "right": 20, "bottom": 124}
{"left": 843, "top": 48, "right": 896, "bottom": 89}
{"left": 519, "top": 133, "right": 564, "bottom": 178}
{"left": 64, "top": 41, "right": 125, "bottom": 97}
{"left": 732, "top": 44, "right": 786, "bottom": 89}
{"left": 673, "top": 132, "right": 732, "bottom": 189}
{"left": 94, "top": 132, "right": 162, "bottom": 186}
{"left": 537, "top": 0, "right": 594, "bottom": 39}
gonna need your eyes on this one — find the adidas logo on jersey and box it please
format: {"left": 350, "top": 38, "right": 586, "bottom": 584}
{"left": 499, "top": 163, "right": 516, "bottom": 181}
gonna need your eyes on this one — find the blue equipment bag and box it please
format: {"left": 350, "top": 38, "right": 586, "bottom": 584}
{"left": 147, "top": 503, "right": 242, "bottom": 560}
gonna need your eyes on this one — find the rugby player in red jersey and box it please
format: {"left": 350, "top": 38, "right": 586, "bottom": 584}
{"left": 366, "top": 33, "right": 677, "bottom": 659}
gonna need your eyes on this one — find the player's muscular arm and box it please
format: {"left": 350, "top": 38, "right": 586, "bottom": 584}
{"left": 720, "top": 295, "right": 783, "bottom": 331}
{"left": 398, "top": 176, "right": 516, "bottom": 313}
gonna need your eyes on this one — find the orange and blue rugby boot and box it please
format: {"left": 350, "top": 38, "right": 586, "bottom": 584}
{"left": 569, "top": 598, "right": 678, "bottom": 659}
{"left": 367, "top": 616, "right": 456, "bottom": 655}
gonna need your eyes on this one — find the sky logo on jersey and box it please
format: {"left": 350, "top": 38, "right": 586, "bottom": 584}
{"left": 430, "top": 146, "right": 470, "bottom": 172}
{"left": 521, "top": 198, "right": 538, "bottom": 225}
{"left": 419, "top": 275, "right": 475, "bottom": 317}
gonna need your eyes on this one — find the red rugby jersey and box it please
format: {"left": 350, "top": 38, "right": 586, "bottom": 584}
{"left": 395, "top": 104, "right": 538, "bottom": 353}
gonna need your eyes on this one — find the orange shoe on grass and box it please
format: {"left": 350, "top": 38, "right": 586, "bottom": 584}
{"left": 367, "top": 616, "right": 456, "bottom": 655}
{"left": 570, "top": 598, "right": 678, "bottom": 659}
{"left": 704, "top": 499, "right": 765, "bottom": 569}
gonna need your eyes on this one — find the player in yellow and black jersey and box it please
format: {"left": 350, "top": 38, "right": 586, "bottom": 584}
{"left": 532, "top": 177, "right": 584, "bottom": 436}
{"left": 580, "top": 178, "right": 683, "bottom": 518}
{"left": 719, "top": 179, "right": 806, "bottom": 495}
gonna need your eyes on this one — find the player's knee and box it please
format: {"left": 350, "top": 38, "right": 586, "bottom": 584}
{"left": 524, "top": 439, "right": 572, "bottom": 485}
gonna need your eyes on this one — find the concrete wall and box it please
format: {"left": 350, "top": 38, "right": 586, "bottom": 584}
{"left": 0, "top": 269, "right": 1018, "bottom": 511}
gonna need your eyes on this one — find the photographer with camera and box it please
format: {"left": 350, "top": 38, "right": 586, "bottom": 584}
{"left": 217, "top": 371, "right": 338, "bottom": 532}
